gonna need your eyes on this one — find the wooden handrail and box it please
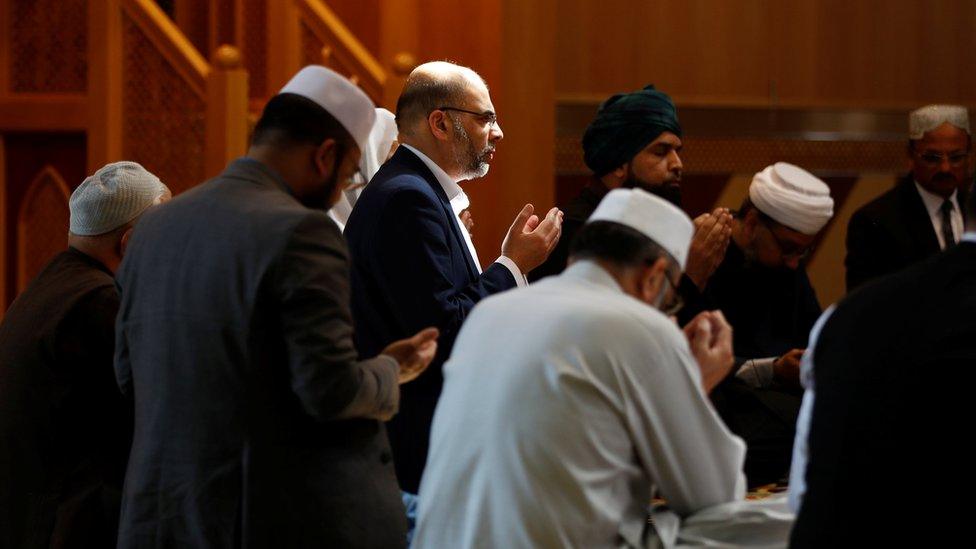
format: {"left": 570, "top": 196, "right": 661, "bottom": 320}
{"left": 294, "top": 0, "right": 386, "bottom": 101}
{"left": 121, "top": 0, "right": 210, "bottom": 97}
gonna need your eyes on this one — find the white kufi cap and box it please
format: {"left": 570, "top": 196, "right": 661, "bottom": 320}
{"left": 749, "top": 162, "right": 833, "bottom": 235}
{"left": 588, "top": 188, "right": 695, "bottom": 268}
{"left": 69, "top": 161, "right": 171, "bottom": 236}
{"left": 279, "top": 65, "right": 376, "bottom": 151}
{"left": 909, "top": 104, "right": 970, "bottom": 140}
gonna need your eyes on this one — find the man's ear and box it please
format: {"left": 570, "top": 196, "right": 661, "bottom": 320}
{"left": 741, "top": 209, "right": 759, "bottom": 244}
{"left": 119, "top": 227, "right": 134, "bottom": 258}
{"left": 639, "top": 257, "right": 669, "bottom": 305}
{"left": 599, "top": 163, "right": 629, "bottom": 190}
{"left": 427, "top": 110, "right": 451, "bottom": 141}
{"left": 314, "top": 138, "right": 339, "bottom": 178}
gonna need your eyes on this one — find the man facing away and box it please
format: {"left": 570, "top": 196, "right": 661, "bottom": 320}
{"left": 114, "top": 66, "right": 437, "bottom": 548}
{"left": 0, "top": 162, "right": 169, "bottom": 548}
{"left": 790, "top": 179, "right": 976, "bottom": 548}
{"left": 846, "top": 104, "right": 970, "bottom": 291}
{"left": 344, "top": 60, "right": 563, "bottom": 493}
{"left": 414, "top": 188, "right": 745, "bottom": 548}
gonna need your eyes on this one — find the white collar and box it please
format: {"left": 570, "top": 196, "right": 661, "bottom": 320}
{"left": 914, "top": 180, "right": 959, "bottom": 216}
{"left": 400, "top": 143, "right": 463, "bottom": 203}
{"left": 963, "top": 232, "right": 976, "bottom": 243}
{"left": 560, "top": 260, "right": 624, "bottom": 294}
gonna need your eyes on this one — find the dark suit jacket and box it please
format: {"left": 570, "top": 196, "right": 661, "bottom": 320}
{"left": 0, "top": 249, "right": 129, "bottom": 549}
{"left": 792, "top": 241, "right": 976, "bottom": 548}
{"left": 845, "top": 175, "right": 966, "bottom": 291}
{"left": 344, "top": 146, "right": 517, "bottom": 492}
{"left": 114, "top": 158, "right": 406, "bottom": 548}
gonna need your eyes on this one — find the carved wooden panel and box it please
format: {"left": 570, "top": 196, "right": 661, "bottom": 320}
{"left": 121, "top": 14, "right": 206, "bottom": 194}
{"left": 9, "top": 0, "right": 88, "bottom": 93}
{"left": 17, "top": 166, "right": 71, "bottom": 292}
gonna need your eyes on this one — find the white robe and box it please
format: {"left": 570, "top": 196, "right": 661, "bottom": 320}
{"left": 413, "top": 260, "right": 746, "bottom": 549}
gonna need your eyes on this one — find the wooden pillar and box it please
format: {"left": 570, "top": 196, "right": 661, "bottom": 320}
{"left": 205, "top": 45, "right": 249, "bottom": 178}
{"left": 88, "top": 0, "right": 124, "bottom": 172}
{"left": 378, "top": 0, "right": 419, "bottom": 110}
{"left": 497, "top": 0, "right": 557, "bottom": 229}
{"left": 0, "top": 135, "right": 6, "bottom": 317}
{"left": 266, "top": 0, "right": 301, "bottom": 92}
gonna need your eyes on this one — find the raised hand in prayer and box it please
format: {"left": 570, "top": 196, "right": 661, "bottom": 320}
{"left": 460, "top": 209, "right": 474, "bottom": 236}
{"left": 382, "top": 327, "right": 440, "bottom": 384}
{"left": 684, "top": 208, "right": 733, "bottom": 290}
{"left": 773, "top": 348, "right": 804, "bottom": 389}
{"left": 501, "top": 204, "right": 564, "bottom": 273}
{"left": 683, "top": 310, "right": 735, "bottom": 394}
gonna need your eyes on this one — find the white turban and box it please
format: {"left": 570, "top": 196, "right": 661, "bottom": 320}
{"left": 909, "top": 104, "right": 970, "bottom": 140}
{"left": 748, "top": 162, "right": 833, "bottom": 236}
{"left": 69, "top": 161, "right": 171, "bottom": 236}
{"left": 359, "top": 108, "right": 398, "bottom": 182}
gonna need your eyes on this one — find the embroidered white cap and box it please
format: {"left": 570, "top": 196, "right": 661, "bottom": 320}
{"left": 69, "top": 161, "right": 171, "bottom": 236}
{"left": 909, "top": 104, "right": 970, "bottom": 140}
{"left": 279, "top": 65, "right": 376, "bottom": 151}
{"left": 588, "top": 188, "right": 694, "bottom": 268}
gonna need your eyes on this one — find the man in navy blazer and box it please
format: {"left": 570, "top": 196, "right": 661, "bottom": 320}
{"left": 345, "top": 61, "right": 563, "bottom": 493}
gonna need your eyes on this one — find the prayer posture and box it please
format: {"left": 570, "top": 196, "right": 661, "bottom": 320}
{"left": 790, "top": 183, "right": 976, "bottom": 548}
{"left": 846, "top": 104, "right": 970, "bottom": 291}
{"left": 0, "top": 162, "right": 169, "bottom": 548}
{"left": 345, "top": 61, "right": 562, "bottom": 493}
{"left": 530, "top": 84, "right": 733, "bottom": 292}
{"left": 677, "top": 162, "right": 834, "bottom": 486}
{"left": 414, "top": 189, "right": 745, "bottom": 548}
{"left": 114, "top": 66, "right": 437, "bottom": 548}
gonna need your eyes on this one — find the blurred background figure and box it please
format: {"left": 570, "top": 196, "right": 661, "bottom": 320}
{"left": 0, "top": 161, "right": 169, "bottom": 549}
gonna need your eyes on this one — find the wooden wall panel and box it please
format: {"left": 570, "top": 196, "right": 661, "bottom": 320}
{"left": 556, "top": 0, "right": 976, "bottom": 108}
{"left": 2, "top": 133, "right": 87, "bottom": 310}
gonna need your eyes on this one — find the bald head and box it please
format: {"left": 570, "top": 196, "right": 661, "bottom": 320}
{"left": 396, "top": 61, "right": 487, "bottom": 137}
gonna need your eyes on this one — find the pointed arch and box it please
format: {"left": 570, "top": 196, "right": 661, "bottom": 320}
{"left": 17, "top": 165, "right": 71, "bottom": 292}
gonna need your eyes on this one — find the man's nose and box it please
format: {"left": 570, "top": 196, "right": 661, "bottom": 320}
{"left": 491, "top": 122, "right": 504, "bottom": 141}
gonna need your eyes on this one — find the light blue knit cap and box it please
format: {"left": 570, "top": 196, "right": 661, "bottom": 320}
{"left": 69, "top": 161, "right": 170, "bottom": 235}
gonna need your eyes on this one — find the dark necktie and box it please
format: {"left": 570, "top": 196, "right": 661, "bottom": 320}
{"left": 940, "top": 199, "right": 956, "bottom": 249}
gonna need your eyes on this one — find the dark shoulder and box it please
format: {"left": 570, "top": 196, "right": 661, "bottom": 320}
{"left": 850, "top": 177, "right": 913, "bottom": 224}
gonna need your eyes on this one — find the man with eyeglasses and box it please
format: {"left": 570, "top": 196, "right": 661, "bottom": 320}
{"left": 344, "top": 60, "right": 563, "bottom": 495}
{"left": 846, "top": 104, "right": 971, "bottom": 291}
{"left": 414, "top": 189, "right": 745, "bottom": 548}
{"left": 677, "top": 162, "right": 835, "bottom": 487}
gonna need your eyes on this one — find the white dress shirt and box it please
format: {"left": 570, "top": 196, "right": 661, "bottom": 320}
{"left": 914, "top": 181, "right": 963, "bottom": 250}
{"left": 400, "top": 144, "right": 526, "bottom": 286}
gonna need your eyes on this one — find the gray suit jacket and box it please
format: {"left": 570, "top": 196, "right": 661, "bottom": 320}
{"left": 115, "top": 158, "right": 406, "bottom": 548}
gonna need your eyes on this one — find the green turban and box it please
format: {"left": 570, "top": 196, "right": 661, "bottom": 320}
{"left": 582, "top": 85, "right": 682, "bottom": 177}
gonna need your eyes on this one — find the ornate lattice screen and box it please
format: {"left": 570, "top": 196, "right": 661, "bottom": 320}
{"left": 241, "top": 0, "right": 267, "bottom": 99}
{"left": 9, "top": 0, "right": 88, "bottom": 93}
{"left": 121, "top": 15, "right": 206, "bottom": 194}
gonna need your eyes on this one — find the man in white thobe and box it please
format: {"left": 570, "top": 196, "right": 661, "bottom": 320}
{"left": 414, "top": 189, "right": 746, "bottom": 548}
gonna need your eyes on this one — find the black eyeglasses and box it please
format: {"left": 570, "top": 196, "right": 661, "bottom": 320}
{"left": 660, "top": 275, "right": 684, "bottom": 316}
{"left": 436, "top": 106, "right": 499, "bottom": 127}
{"left": 760, "top": 218, "right": 812, "bottom": 261}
